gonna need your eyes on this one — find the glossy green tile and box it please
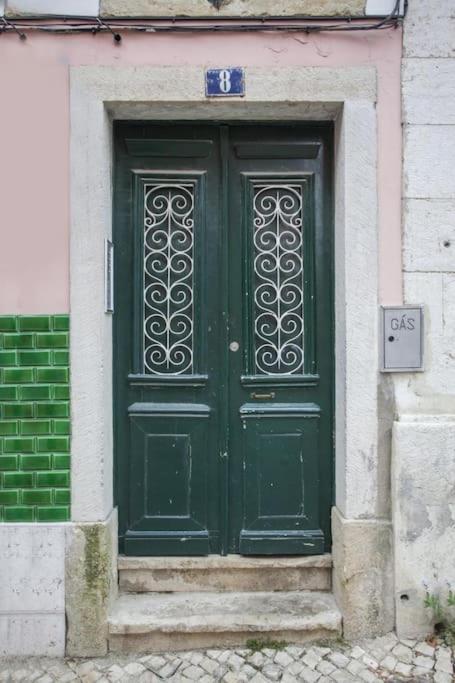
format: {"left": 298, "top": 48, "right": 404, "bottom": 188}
{"left": 53, "top": 420, "right": 70, "bottom": 435}
{"left": 19, "top": 385, "right": 52, "bottom": 400}
{"left": 53, "top": 385, "right": 70, "bottom": 400}
{"left": 53, "top": 315, "right": 70, "bottom": 331}
{"left": 36, "top": 471, "right": 69, "bottom": 488}
{"left": 22, "top": 489, "right": 52, "bottom": 505}
{"left": 36, "top": 333, "right": 68, "bottom": 349}
{"left": 0, "top": 386, "right": 18, "bottom": 400}
{"left": 0, "top": 351, "right": 17, "bottom": 367}
{"left": 4, "top": 472, "right": 34, "bottom": 488}
{"left": 18, "top": 351, "right": 51, "bottom": 366}
{"left": 5, "top": 436, "right": 31, "bottom": 455}
{"left": 20, "top": 454, "right": 52, "bottom": 470}
{"left": 37, "top": 437, "right": 69, "bottom": 453}
{"left": 0, "top": 317, "right": 18, "bottom": 332}
{"left": 3, "top": 403, "right": 34, "bottom": 419}
{"left": 0, "top": 315, "right": 71, "bottom": 523}
{"left": 54, "top": 488, "right": 70, "bottom": 505}
{"left": 21, "top": 420, "right": 51, "bottom": 435}
{"left": 4, "top": 506, "right": 35, "bottom": 522}
{"left": 0, "top": 489, "right": 19, "bottom": 505}
{"left": 3, "top": 334, "right": 35, "bottom": 349}
{"left": 37, "top": 506, "right": 69, "bottom": 522}
{"left": 0, "top": 421, "right": 18, "bottom": 436}
{"left": 52, "top": 454, "right": 70, "bottom": 469}
{"left": 3, "top": 368, "right": 34, "bottom": 384}
{"left": 36, "top": 368, "right": 68, "bottom": 384}
{"left": 18, "top": 316, "right": 51, "bottom": 332}
{"left": 0, "top": 455, "right": 19, "bottom": 471}
{"left": 4, "top": 437, "right": 35, "bottom": 453}
{"left": 53, "top": 351, "right": 69, "bottom": 366}
{"left": 36, "top": 402, "right": 69, "bottom": 418}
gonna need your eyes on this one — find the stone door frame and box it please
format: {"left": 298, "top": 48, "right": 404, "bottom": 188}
{"left": 69, "top": 64, "right": 393, "bottom": 642}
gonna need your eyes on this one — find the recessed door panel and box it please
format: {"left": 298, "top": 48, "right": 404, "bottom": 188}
{"left": 126, "top": 407, "right": 211, "bottom": 555}
{"left": 239, "top": 407, "right": 323, "bottom": 555}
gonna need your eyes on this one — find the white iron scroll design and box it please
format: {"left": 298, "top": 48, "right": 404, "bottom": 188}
{"left": 253, "top": 183, "right": 305, "bottom": 375}
{"left": 143, "top": 183, "right": 194, "bottom": 375}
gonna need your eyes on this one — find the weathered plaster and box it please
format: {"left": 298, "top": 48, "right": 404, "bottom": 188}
{"left": 404, "top": 125, "right": 455, "bottom": 200}
{"left": 403, "top": 59, "right": 455, "bottom": 126}
{"left": 100, "top": 0, "right": 365, "bottom": 18}
{"left": 332, "top": 507, "right": 394, "bottom": 640}
{"left": 394, "top": 272, "right": 455, "bottom": 415}
{"left": 3, "top": 0, "right": 405, "bottom": 17}
{"left": 334, "top": 99, "right": 380, "bottom": 520}
{"left": 6, "top": 0, "right": 99, "bottom": 15}
{"left": 392, "top": 417, "right": 455, "bottom": 639}
{"left": 66, "top": 509, "right": 118, "bottom": 657}
{"left": 404, "top": 0, "right": 455, "bottom": 59}
{"left": 403, "top": 199, "right": 455, "bottom": 273}
{"left": 365, "top": 0, "right": 404, "bottom": 15}
{"left": 394, "top": 0, "right": 455, "bottom": 637}
{"left": 0, "top": 28, "right": 402, "bottom": 313}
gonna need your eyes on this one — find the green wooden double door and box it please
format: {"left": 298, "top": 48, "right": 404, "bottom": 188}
{"left": 114, "top": 122, "right": 333, "bottom": 556}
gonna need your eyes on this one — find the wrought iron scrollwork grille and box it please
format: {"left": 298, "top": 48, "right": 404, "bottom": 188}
{"left": 252, "top": 183, "right": 305, "bottom": 375}
{"left": 143, "top": 182, "right": 194, "bottom": 375}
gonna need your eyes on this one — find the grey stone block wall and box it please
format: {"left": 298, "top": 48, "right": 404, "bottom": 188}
{"left": 393, "top": 0, "right": 455, "bottom": 638}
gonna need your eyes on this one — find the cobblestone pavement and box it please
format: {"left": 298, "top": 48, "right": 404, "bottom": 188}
{"left": 0, "top": 634, "right": 454, "bottom": 682}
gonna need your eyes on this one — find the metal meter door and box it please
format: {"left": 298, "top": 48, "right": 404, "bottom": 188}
{"left": 113, "top": 123, "right": 333, "bottom": 556}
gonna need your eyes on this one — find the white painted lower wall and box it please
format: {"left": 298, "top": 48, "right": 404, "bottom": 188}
{"left": 0, "top": 511, "right": 118, "bottom": 657}
{"left": 0, "top": 525, "right": 67, "bottom": 656}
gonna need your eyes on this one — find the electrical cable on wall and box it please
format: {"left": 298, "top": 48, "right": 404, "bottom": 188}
{"left": 0, "top": 0, "right": 403, "bottom": 43}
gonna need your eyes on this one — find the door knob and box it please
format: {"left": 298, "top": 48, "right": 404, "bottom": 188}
{"left": 229, "top": 341, "right": 240, "bottom": 352}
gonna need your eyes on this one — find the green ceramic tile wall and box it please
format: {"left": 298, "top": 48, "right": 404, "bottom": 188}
{"left": 0, "top": 316, "right": 70, "bottom": 522}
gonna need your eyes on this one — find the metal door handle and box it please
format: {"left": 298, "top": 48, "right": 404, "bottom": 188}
{"left": 250, "top": 392, "right": 275, "bottom": 400}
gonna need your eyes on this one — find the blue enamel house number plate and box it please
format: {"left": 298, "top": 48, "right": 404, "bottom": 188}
{"left": 206, "top": 67, "right": 245, "bottom": 97}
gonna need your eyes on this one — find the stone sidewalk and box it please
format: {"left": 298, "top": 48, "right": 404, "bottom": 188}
{"left": 0, "top": 633, "right": 453, "bottom": 682}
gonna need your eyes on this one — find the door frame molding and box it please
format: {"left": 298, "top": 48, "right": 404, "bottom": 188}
{"left": 69, "top": 64, "right": 392, "bottom": 636}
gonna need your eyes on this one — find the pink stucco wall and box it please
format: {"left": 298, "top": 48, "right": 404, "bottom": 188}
{"left": 0, "top": 27, "right": 402, "bottom": 313}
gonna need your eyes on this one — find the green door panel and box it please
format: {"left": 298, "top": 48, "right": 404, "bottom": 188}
{"left": 125, "top": 404, "right": 212, "bottom": 555}
{"left": 113, "top": 122, "right": 334, "bottom": 556}
{"left": 238, "top": 405, "right": 323, "bottom": 555}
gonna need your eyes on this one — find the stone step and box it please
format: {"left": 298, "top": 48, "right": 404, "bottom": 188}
{"left": 118, "top": 554, "right": 332, "bottom": 593}
{"left": 108, "top": 590, "right": 342, "bottom": 653}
